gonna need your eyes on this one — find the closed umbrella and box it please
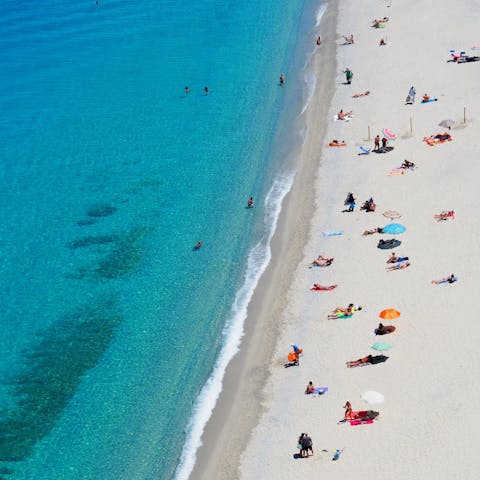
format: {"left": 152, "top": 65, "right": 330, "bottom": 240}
{"left": 382, "top": 223, "right": 406, "bottom": 235}
{"left": 382, "top": 128, "right": 397, "bottom": 140}
{"left": 371, "top": 342, "right": 392, "bottom": 351}
{"left": 379, "top": 308, "right": 401, "bottom": 320}
{"left": 439, "top": 119, "right": 455, "bottom": 130}
{"left": 361, "top": 391, "right": 385, "bottom": 404}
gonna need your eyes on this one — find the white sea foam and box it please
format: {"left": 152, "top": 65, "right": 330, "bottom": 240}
{"left": 174, "top": 172, "right": 296, "bottom": 480}
{"left": 300, "top": 70, "right": 316, "bottom": 116}
{"left": 315, "top": 2, "right": 327, "bottom": 27}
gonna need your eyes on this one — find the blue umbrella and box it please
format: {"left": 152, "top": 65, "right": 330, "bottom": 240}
{"left": 382, "top": 223, "right": 406, "bottom": 235}
{"left": 371, "top": 342, "right": 392, "bottom": 351}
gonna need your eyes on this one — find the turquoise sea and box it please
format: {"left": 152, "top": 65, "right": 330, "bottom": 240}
{"left": 0, "top": 1, "right": 325, "bottom": 478}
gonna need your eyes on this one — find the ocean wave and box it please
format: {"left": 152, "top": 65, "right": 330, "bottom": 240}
{"left": 299, "top": 70, "right": 316, "bottom": 116}
{"left": 174, "top": 172, "right": 296, "bottom": 480}
{"left": 315, "top": 2, "right": 327, "bottom": 27}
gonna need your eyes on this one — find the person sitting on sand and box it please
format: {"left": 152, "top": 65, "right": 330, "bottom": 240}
{"left": 305, "top": 381, "right": 316, "bottom": 394}
{"left": 352, "top": 91, "right": 370, "bottom": 98}
{"left": 375, "top": 323, "right": 395, "bottom": 335}
{"left": 401, "top": 159, "right": 415, "bottom": 169}
{"left": 431, "top": 274, "right": 457, "bottom": 284}
{"left": 422, "top": 93, "right": 430, "bottom": 102}
{"left": 343, "top": 401, "right": 353, "bottom": 419}
{"left": 387, "top": 252, "right": 398, "bottom": 263}
{"left": 386, "top": 261, "right": 410, "bottom": 271}
{"left": 361, "top": 197, "right": 376, "bottom": 212}
{"left": 363, "top": 226, "right": 383, "bottom": 235}
{"left": 379, "top": 37, "right": 386, "bottom": 46}
{"left": 346, "top": 355, "right": 373, "bottom": 368}
{"left": 343, "top": 34, "right": 354, "bottom": 44}
{"left": 312, "top": 255, "right": 334, "bottom": 267}
{"left": 337, "top": 109, "right": 353, "bottom": 120}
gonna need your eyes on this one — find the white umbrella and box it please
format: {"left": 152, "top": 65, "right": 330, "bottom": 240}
{"left": 361, "top": 390, "right": 385, "bottom": 404}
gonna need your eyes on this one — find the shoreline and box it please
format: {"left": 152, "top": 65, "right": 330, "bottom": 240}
{"left": 188, "top": 2, "right": 339, "bottom": 479}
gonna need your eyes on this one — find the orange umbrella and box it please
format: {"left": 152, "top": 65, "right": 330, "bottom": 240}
{"left": 379, "top": 308, "right": 400, "bottom": 319}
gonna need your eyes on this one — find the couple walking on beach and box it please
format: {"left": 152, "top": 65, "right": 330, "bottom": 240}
{"left": 297, "top": 433, "right": 313, "bottom": 458}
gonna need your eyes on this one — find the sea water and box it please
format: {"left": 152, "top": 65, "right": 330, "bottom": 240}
{"left": 0, "top": 0, "right": 324, "bottom": 478}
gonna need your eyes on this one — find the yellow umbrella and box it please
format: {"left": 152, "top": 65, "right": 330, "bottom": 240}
{"left": 379, "top": 308, "right": 400, "bottom": 320}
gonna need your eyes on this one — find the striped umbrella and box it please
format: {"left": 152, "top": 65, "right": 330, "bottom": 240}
{"left": 382, "top": 128, "right": 397, "bottom": 140}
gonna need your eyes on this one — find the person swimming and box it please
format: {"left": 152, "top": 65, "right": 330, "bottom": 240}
{"left": 247, "top": 197, "right": 254, "bottom": 208}
{"left": 194, "top": 241, "right": 202, "bottom": 250}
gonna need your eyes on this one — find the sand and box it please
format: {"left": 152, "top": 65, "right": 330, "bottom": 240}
{"left": 191, "top": 0, "right": 480, "bottom": 478}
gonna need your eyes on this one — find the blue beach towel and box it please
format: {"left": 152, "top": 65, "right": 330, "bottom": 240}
{"left": 359, "top": 146, "right": 371, "bottom": 155}
{"left": 323, "top": 231, "right": 343, "bottom": 237}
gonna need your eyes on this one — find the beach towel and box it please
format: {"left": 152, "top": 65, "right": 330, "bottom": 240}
{"left": 359, "top": 146, "right": 371, "bottom": 155}
{"left": 421, "top": 98, "right": 438, "bottom": 103}
{"left": 313, "top": 387, "right": 328, "bottom": 395}
{"left": 329, "top": 142, "right": 347, "bottom": 147}
{"left": 388, "top": 168, "right": 407, "bottom": 176}
{"left": 423, "top": 135, "right": 452, "bottom": 146}
{"left": 323, "top": 231, "right": 343, "bottom": 237}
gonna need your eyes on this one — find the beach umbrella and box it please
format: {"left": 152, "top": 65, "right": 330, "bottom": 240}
{"left": 382, "top": 223, "right": 406, "bottom": 235}
{"left": 371, "top": 342, "right": 392, "bottom": 351}
{"left": 439, "top": 119, "right": 455, "bottom": 129}
{"left": 361, "top": 391, "right": 385, "bottom": 404}
{"left": 382, "top": 128, "right": 397, "bottom": 141}
{"left": 379, "top": 308, "right": 400, "bottom": 320}
{"left": 378, "top": 239, "right": 401, "bottom": 249}
{"left": 383, "top": 210, "right": 401, "bottom": 220}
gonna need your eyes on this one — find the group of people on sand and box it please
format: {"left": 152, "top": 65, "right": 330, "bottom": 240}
{"left": 374, "top": 134, "right": 389, "bottom": 151}
{"left": 311, "top": 255, "right": 334, "bottom": 267}
{"left": 372, "top": 17, "right": 389, "bottom": 28}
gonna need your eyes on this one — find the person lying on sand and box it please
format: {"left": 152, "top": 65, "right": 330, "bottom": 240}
{"left": 363, "top": 227, "right": 383, "bottom": 235}
{"left": 311, "top": 255, "right": 334, "bottom": 267}
{"left": 328, "top": 304, "right": 361, "bottom": 319}
{"left": 431, "top": 274, "right": 457, "bottom": 284}
{"left": 372, "top": 17, "right": 388, "bottom": 27}
{"left": 434, "top": 210, "right": 455, "bottom": 221}
{"left": 337, "top": 109, "right": 353, "bottom": 120}
{"left": 329, "top": 139, "right": 346, "bottom": 146}
{"left": 305, "top": 381, "right": 316, "bottom": 394}
{"left": 346, "top": 355, "right": 373, "bottom": 368}
{"left": 352, "top": 91, "right": 370, "bottom": 98}
{"left": 343, "top": 34, "right": 354, "bottom": 44}
{"left": 434, "top": 132, "right": 451, "bottom": 141}
{"left": 386, "top": 261, "right": 410, "bottom": 271}
{"left": 311, "top": 283, "right": 337, "bottom": 291}
{"left": 401, "top": 160, "right": 415, "bottom": 169}
{"left": 386, "top": 252, "right": 409, "bottom": 263}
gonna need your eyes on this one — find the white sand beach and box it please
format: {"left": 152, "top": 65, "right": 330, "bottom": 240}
{"left": 191, "top": 0, "right": 480, "bottom": 478}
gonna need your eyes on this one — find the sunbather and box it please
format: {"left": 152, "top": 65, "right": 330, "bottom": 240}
{"left": 328, "top": 304, "right": 361, "bottom": 319}
{"left": 343, "top": 34, "right": 354, "bottom": 44}
{"left": 346, "top": 355, "right": 373, "bottom": 368}
{"left": 329, "top": 139, "right": 346, "bottom": 146}
{"left": 434, "top": 210, "right": 455, "bottom": 221}
{"left": 379, "top": 37, "right": 386, "bottom": 46}
{"left": 311, "top": 283, "right": 337, "bottom": 291}
{"left": 386, "top": 261, "right": 410, "bottom": 271}
{"left": 422, "top": 93, "right": 430, "bottom": 102}
{"left": 401, "top": 159, "right": 415, "bottom": 169}
{"left": 386, "top": 252, "right": 409, "bottom": 263}
{"left": 352, "top": 91, "right": 370, "bottom": 98}
{"left": 434, "top": 132, "right": 451, "bottom": 141}
{"left": 311, "top": 255, "right": 334, "bottom": 267}
{"left": 337, "top": 109, "right": 353, "bottom": 120}
{"left": 305, "top": 381, "right": 315, "bottom": 394}
{"left": 363, "top": 227, "right": 383, "bottom": 235}
{"left": 431, "top": 274, "right": 457, "bottom": 284}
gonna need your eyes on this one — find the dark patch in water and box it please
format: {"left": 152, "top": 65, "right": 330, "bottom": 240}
{"left": 76, "top": 219, "right": 96, "bottom": 226}
{"left": 0, "top": 300, "right": 122, "bottom": 464}
{"left": 87, "top": 204, "right": 117, "bottom": 218}
{"left": 67, "top": 235, "right": 120, "bottom": 250}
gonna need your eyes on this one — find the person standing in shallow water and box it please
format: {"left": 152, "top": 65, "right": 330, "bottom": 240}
{"left": 247, "top": 197, "right": 254, "bottom": 208}
{"left": 279, "top": 73, "right": 285, "bottom": 85}
{"left": 184, "top": 86, "right": 189, "bottom": 94}
{"left": 204, "top": 86, "right": 209, "bottom": 94}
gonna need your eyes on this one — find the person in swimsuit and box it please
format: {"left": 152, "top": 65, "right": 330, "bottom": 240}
{"left": 305, "top": 381, "right": 315, "bottom": 394}
{"left": 194, "top": 241, "right": 202, "bottom": 250}
{"left": 386, "top": 261, "right": 410, "bottom": 271}
{"left": 387, "top": 252, "right": 398, "bottom": 263}
{"left": 247, "top": 197, "right": 254, "bottom": 208}
{"left": 432, "top": 274, "right": 457, "bottom": 284}
{"left": 343, "top": 401, "right": 352, "bottom": 419}
{"left": 374, "top": 134, "right": 380, "bottom": 151}
{"left": 352, "top": 91, "right": 370, "bottom": 98}
{"left": 346, "top": 355, "right": 373, "bottom": 368}
{"left": 280, "top": 73, "right": 285, "bottom": 85}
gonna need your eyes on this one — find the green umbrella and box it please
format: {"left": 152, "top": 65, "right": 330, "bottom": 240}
{"left": 371, "top": 342, "right": 392, "bottom": 351}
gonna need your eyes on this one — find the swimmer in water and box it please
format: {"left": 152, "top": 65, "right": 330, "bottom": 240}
{"left": 194, "top": 241, "right": 202, "bottom": 250}
{"left": 280, "top": 73, "right": 285, "bottom": 85}
{"left": 204, "top": 86, "right": 209, "bottom": 94}
{"left": 247, "top": 197, "right": 254, "bottom": 208}
{"left": 185, "top": 86, "right": 190, "bottom": 94}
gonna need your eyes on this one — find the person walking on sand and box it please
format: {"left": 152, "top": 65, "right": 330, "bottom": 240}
{"left": 344, "top": 68, "right": 353, "bottom": 84}
{"left": 374, "top": 134, "right": 380, "bottom": 151}
{"left": 316, "top": 36, "right": 321, "bottom": 45}
{"left": 407, "top": 86, "right": 416, "bottom": 104}
{"left": 280, "top": 73, "right": 285, "bottom": 85}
